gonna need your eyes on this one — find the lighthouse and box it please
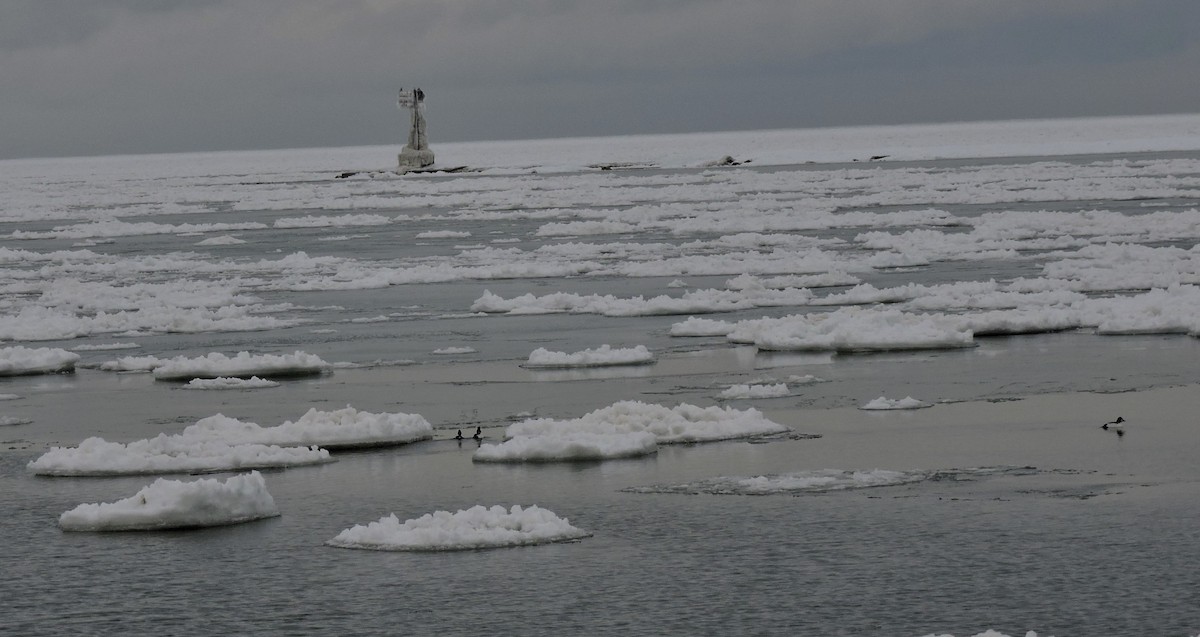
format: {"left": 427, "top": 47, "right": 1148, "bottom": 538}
{"left": 396, "top": 87, "right": 435, "bottom": 171}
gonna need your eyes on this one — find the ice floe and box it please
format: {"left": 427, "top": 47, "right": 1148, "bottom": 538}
{"left": 182, "top": 376, "right": 281, "bottom": 390}
{"left": 29, "top": 437, "right": 331, "bottom": 476}
{"left": 524, "top": 345, "right": 654, "bottom": 368}
{"left": 0, "top": 346, "right": 79, "bottom": 376}
{"left": 326, "top": 504, "right": 590, "bottom": 551}
{"left": 475, "top": 401, "right": 787, "bottom": 463}
{"left": 58, "top": 471, "right": 279, "bottom": 531}
{"left": 860, "top": 396, "right": 933, "bottom": 410}
{"left": 719, "top": 383, "right": 790, "bottom": 399}
{"left": 626, "top": 466, "right": 1037, "bottom": 496}
{"left": 180, "top": 406, "right": 433, "bottom": 449}
{"left": 151, "top": 351, "right": 331, "bottom": 380}
{"left": 750, "top": 307, "right": 975, "bottom": 352}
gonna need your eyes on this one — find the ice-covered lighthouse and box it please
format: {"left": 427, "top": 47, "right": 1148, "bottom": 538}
{"left": 396, "top": 87, "right": 435, "bottom": 171}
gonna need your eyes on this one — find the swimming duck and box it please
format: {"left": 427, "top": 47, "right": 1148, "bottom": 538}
{"left": 472, "top": 427, "right": 482, "bottom": 440}
{"left": 454, "top": 429, "right": 464, "bottom": 440}
{"left": 1100, "top": 416, "right": 1124, "bottom": 431}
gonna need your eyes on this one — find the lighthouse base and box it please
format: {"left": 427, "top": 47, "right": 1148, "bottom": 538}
{"left": 398, "top": 146, "right": 435, "bottom": 172}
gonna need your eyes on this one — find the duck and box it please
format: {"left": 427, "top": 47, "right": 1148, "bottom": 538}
{"left": 1101, "top": 417, "right": 1125, "bottom": 436}
{"left": 453, "top": 429, "right": 464, "bottom": 440}
{"left": 472, "top": 427, "right": 482, "bottom": 441}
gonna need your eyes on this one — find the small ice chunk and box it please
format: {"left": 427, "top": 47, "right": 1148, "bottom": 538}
{"left": 524, "top": 345, "right": 654, "bottom": 368}
{"left": 0, "top": 346, "right": 80, "bottom": 376}
{"left": 719, "top": 383, "right": 790, "bottom": 399}
{"left": 327, "top": 504, "right": 591, "bottom": 551}
{"left": 860, "top": 396, "right": 932, "bottom": 410}
{"left": 183, "top": 376, "right": 280, "bottom": 390}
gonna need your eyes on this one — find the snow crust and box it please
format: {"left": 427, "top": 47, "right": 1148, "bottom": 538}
{"left": 58, "top": 471, "right": 279, "bottom": 531}
{"left": 180, "top": 406, "right": 433, "bottom": 449}
{"left": 475, "top": 401, "right": 787, "bottom": 463}
{"left": 150, "top": 351, "right": 331, "bottom": 380}
{"left": 326, "top": 504, "right": 590, "bottom": 551}
{"left": 861, "top": 396, "right": 933, "bottom": 410}
{"left": 0, "top": 346, "right": 79, "bottom": 375}
{"left": 525, "top": 344, "right": 654, "bottom": 368}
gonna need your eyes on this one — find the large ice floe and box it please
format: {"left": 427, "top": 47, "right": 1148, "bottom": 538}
{"left": 474, "top": 400, "right": 787, "bottom": 463}
{"left": 29, "top": 436, "right": 332, "bottom": 477}
{"left": 0, "top": 346, "right": 80, "bottom": 376}
{"left": 58, "top": 471, "right": 279, "bottom": 531}
{"left": 524, "top": 344, "right": 654, "bottom": 368}
{"left": 179, "top": 406, "right": 433, "bottom": 450}
{"left": 326, "top": 504, "right": 590, "bottom": 551}
{"left": 150, "top": 351, "right": 331, "bottom": 380}
{"left": 745, "top": 307, "right": 976, "bottom": 352}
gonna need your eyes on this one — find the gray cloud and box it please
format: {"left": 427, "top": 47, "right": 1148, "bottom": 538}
{"left": 2, "top": 0, "right": 1197, "bottom": 159}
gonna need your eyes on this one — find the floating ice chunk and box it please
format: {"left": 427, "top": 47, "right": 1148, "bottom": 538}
{"left": 474, "top": 431, "right": 658, "bottom": 462}
{"left": 472, "top": 287, "right": 812, "bottom": 317}
{"left": 432, "top": 346, "right": 477, "bottom": 355}
{"left": 956, "top": 308, "right": 1080, "bottom": 336}
{"left": 0, "top": 393, "right": 21, "bottom": 401}
{"left": 28, "top": 436, "right": 331, "bottom": 476}
{"left": 70, "top": 342, "right": 140, "bottom": 352}
{"left": 416, "top": 230, "right": 472, "bottom": 239}
{"left": 327, "top": 504, "right": 591, "bottom": 551}
{"left": 1077, "top": 286, "right": 1200, "bottom": 334}
{"left": 860, "top": 396, "right": 932, "bottom": 410}
{"left": 535, "top": 220, "right": 638, "bottom": 237}
{"left": 524, "top": 345, "right": 654, "bottom": 368}
{"left": 195, "top": 235, "right": 246, "bottom": 246}
{"left": 725, "top": 272, "right": 859, "bottom": 290}
{"left": 99, "top": 355, "right": 163, "bottom": 372}
{"left": 151, "top": 350, "right": 330, "bottom": 380}
{"left": 58, "top": 471, "right": 279, "bottom": 531}
{"left": 183, "top": 376, "right": 280, "bottom": 390}
{"left": 181, "top": 406, "right": 433, "bottom": 449}
{"left": 719, "top": 383, "right": 789, "bottom": 399}
{"left": 625, "top": 469, "right": 927, "bottom": 495}
{"left": 1, "top": 416, "right": 33, "bottom": 426}
{"left": 669, "top": 316, "right": 737, "bottom": 337}
{"left": 0, "top": 346, "right": 79, "bottom": 376}
{"left": 752, "top": 307, "right": 975, "bottom": 352}
{"left": 505, "top": 400, "right": 788, "bottom": 444}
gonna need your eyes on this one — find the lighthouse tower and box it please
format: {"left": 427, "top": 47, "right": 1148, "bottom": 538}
{"left": 396, "top": 87, "right": 435, "bottom": 171}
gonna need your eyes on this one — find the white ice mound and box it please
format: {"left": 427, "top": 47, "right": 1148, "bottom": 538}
{"left": 474, "top": 431, "right": 658, "bottom": 463}
{"left": 151, "top": 350, "right": 330, "bottom": 380}
{"left": 28, "top": 436, "right": 331, "bottom": 476}
{"left": 669, "top": 316, "right": 737, "bottom": 337}
{"left": 183, "top": 376, "right": 280, "bottom": 390}
{"left": 58, "top": 471, "right": 279, "bottom": 531}
{"left": 860, "top": 396, "right": 933, "bottom": 410}
{"left": 0, "top": 346, "right": 80, "bottom": 376}
{"left": 505, "top": 400, "right": 788, "bottom": 444}
{"left": 326, "top": 504, "right": 591, "bottom": 551}
{"left": 181, "top": 406, "right": 433, "bottom": 449}
{"left": 751, "top": 307, "right": 975, "bottom": 352}
{"left": 719, "top": 383, "right": 789, "bottom": 399}
{"left": 475, "top": 400, "right": 787, "bottom": 463}
{"left": 524, "top": 344, "right": 654, "bottom": 368}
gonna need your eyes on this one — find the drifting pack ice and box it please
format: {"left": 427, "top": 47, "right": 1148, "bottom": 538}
{"left": 28, "top": 436, "right": 332, "bottom": 477}
{"left": 524, "top": 344, "right": 654, "bottom": 368}
{"left": 59, "top": 471, "right": 279, "bottom": 531}
{"left": 327, "top": 504, "right": 590, "bottom": 551}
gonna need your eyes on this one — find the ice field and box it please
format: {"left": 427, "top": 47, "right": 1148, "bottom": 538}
{"left": 2, "top": 114, "right": 1200, "bottom": 635}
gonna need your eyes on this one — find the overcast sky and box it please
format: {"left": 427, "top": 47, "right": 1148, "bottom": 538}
{"left": 2, "top": 0, "right": 1198, "bottom": 159}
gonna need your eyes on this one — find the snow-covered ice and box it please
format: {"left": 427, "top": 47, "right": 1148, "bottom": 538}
{"left": 182, "top": 376, "right": 281, "bottom": 390}
{"left": 524, "top": 344, "right": 655, "bottom": 368}
{"left": 861, "top": 396, "right": 934, "bottom": 410}
{"left": 58, "top": 471, "right": 279, "bottom": 531}
{"left": 326, "top": 504, "right": 590, "bottom": 551}
{"left": 28, "top": 436, "right": 331, "bottom": 476}
{"left": 719, "top": 383, "right": 790, "bottom": 399}
{"left": 180, "top": 406, "right": 433, "bottom": 449}
{"left": 475, "top": 400, "right": 788, "bottom": 463}
{"left": 0, "top": 346, "right": 79, "bottom": 376}
{"left": 151, "top": 351, "right": 331, "bottom": 380}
